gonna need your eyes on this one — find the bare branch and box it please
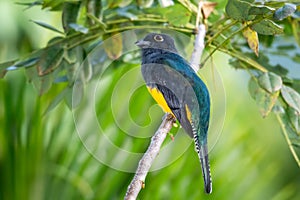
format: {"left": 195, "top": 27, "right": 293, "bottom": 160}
{"left": 190, "top": 24, "right": 206, "bottom": 72}
{"left": 124, "top": 113, "right": 175, "bottom": 200}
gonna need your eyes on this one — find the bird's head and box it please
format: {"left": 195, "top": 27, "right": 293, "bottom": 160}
{"left": 135, "top": 33, "right": 178, "bottom": 53}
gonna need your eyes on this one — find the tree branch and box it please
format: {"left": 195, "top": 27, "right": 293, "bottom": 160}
{"left": 190, "top": 24, "right": 206, "bottom": 71}
{"left": 124, "top": 113, "right": 175, "bottom": 200}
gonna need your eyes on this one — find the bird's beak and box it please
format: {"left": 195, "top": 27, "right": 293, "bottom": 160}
{"left": 135, "top": 40, "right": 150, "bottom": 48}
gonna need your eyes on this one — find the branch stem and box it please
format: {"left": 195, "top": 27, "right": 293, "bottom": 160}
{"left": 124, "top": 114, "right": 175, "bottom": 200}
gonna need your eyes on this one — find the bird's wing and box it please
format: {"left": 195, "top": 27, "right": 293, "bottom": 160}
{"left": 154, "top": 83, "right": 182, "bottom": 122}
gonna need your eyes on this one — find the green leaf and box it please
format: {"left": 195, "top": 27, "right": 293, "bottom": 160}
{"left": 37, "top": 74, "right": 53, "bottom": 95}
{"left": 276, "top": 113, "right": 300, "bottom": 167}
{"left": 273, "top": 3, "right": 297, "bottom": 21}
{"left": 15, "top": 57, "right": 40, "bottom": 68}
{"left": 249, "top": 5, "right": 275, "bottom": 15}
{"left": 225, "top": 0, "right": 255, "bottom": 21}
{"left": 64, "top": 82, "right": 84, "bottom": 109}
{"left": 159, "top": 0, "right": 174, "bottom": 7}
{"left": 107, "top": 0, "right": 132, "bottom": 8}
{"left": 15, "top": 1, "right": 43, "bottom": 9}
{"left": 44, "top": 87, "right": 69, "bottom": 114}
{"left": 249, "top": 77, "right": 279, "bottom": 117}
{"left": 258, "top": 72, "right": 282, "bottom": 93}
{"left": 137, "top": 0, "right": 154, "bottom": 8}
{"left": 292, "top": 20, "right": 300, "bottom": 46}
{"left": 116, "top": 8, "right": 138, "bottom": 20}
{"left": 37, "top": 45, "right": 65, "bottom": 76}
{"left": 281, "top": 85, "right": 300, "bottom": 114}
{"left": 251, "top": 19, "right": 283, "bottom": 35}
{"left": 31, "top": 20, "right": 64, "bottom": 34}
{"left": 81, "top": 57, "right": 93, "bottom": 83}
{"left": 293, "top": 53, "right": 300, "bottom": 63}
{"left": 165, "top": 4, "right": 191, "bottom": 26}
{"left": 62, "top": 2, "right": 81, "bottom": 33}
{"left": 287, "top": 107, "right": 300, "bottom": 134}
{"left": 0, "top": 59, "right": 17, "bottom": 71}
{"left": 69, "top": 23, "right": 89, "bottom": 34}
{"left": 42, "top": 0, "right": 64, "bottom": 10}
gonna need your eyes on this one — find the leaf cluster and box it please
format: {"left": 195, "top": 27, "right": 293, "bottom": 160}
{"left": 1, "top": 0, "right": 300, "bottom": 165}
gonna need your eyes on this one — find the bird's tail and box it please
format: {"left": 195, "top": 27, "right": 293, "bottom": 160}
{"left": 194, "top": 135, "right": 212, "bottom": 194}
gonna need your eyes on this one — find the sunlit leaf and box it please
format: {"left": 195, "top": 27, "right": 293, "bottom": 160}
{"left": 251, "top": 19, "right": 283, "bottom": 35}
{"left": 137, "top": 0, "right": 154, "bottom": 8}
{"left": 281, "top": 85, "right": 300, "bottom": 114}
{"left": 159, "top": 0, "right": 174, "bottom": 7}
{"left": 31, "top": 20, "right": 64, "bottom": 34}
{"left": 242, "top": 26, "right": 259, "bottom": 56}
{"left": 248, "top": 5, "right": 275, "bottom": 15}
{"left": 165, "top": 4, "right": 191, "bottom": 26}
{"left": 249, "top": 77, "right": 279, "bottom": 117}
{"left": 292, "top": 20, "right": 300, "bottom": 46}
{"left": 107, "top": 0, "right": 132, "bottom": 8}
{"left": 258, "top": 72, "right": 282, "bottom": 93}
{"left": 273, "top": 3, "right": 297, "bottom": 21}
{"left": 225, "top": 0, "right": 255, "bottom": 21}
{"left": 69, "top": 23, "right": 89, "bottom": 34}
{"left": 103, "top": 33, "right": 123, "bottom": 60}
{"left": 287, "top": 107, "right": 300, "bottom": 134}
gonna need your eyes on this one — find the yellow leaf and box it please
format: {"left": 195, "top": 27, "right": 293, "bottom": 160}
{"left": 103, "top": 33, "right": 123, "bottom": 60}
{"left": 243, "top": 26, "right": 259, "bottom": 56}
{"left": 202, "top": 2, "right": 218, "bottom": 19}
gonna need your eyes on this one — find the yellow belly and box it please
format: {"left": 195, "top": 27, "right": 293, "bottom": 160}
{"left": 147, "top": 86, "right": 174, "bottom": 116}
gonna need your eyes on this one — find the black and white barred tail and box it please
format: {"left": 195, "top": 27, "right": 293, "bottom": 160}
{"left": 194, "top": 134, "right": 212, "bottom": 194}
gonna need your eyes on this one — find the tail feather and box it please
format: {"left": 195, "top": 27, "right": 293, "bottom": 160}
{"left": 194, "top": 135, "right": 212, "bottom": 194}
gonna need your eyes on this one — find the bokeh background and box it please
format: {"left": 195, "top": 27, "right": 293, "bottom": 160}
{"left": 1, "top": 0, "right": 300, "bottom": 199}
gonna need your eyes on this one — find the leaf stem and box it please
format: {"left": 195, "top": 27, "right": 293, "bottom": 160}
{"left": 276, "top": 114, "right": 300, "bottom": 167}
{"left": 209, "top": 44, "right": 268, "bottom": 72}
{"left": 201, "top": 24, "right": 249, "bottom": 66}
{"left": 206, "top": 20, "right": 238, "bottom": 46}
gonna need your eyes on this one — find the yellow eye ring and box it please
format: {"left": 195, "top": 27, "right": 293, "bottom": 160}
{"left": 154, "top": 35, "right": 164, "bottom": 42}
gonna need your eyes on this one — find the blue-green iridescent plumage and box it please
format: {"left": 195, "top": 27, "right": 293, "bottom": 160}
{"left": 136, "top": 33, "right": 212, "bottom": 194}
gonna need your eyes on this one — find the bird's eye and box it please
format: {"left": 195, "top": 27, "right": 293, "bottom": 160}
{"left": 154, "top": 35, "right": 164, "bottom": 42}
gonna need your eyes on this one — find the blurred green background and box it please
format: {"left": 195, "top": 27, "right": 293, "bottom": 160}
{"left": 1, "top": 0, "right": 300, "bottom": 200}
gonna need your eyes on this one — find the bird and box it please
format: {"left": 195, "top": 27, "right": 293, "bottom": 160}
{"left": 135, "top": 33, "right": 212, "bottom": 194}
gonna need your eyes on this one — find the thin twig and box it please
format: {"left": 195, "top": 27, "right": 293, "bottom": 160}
{"left": 124, "top": 113, "right": 175, "bottom": 200}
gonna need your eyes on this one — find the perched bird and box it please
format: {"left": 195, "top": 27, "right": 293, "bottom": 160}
{"left": 136, "top": 33, "right": 212, "bottom": 194}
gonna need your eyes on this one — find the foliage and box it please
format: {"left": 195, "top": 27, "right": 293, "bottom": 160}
{"left": 1, "top": 0, "right": 300, "bottom": 199}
